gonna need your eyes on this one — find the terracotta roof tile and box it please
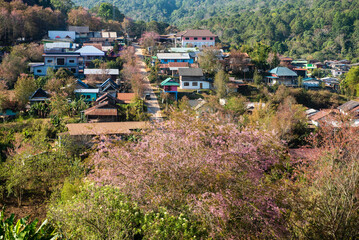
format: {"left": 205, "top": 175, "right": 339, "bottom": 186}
{"left": 117, "top": 93, "right": 136, "bottom": 104}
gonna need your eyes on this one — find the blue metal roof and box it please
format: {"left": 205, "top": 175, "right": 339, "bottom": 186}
{"left": 269, "top": 67, "right": 298, "bottom": 77}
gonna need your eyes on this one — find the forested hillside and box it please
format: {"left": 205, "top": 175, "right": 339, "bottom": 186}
{"left": 74, "top": 0, "right": 359, "bottom": 61}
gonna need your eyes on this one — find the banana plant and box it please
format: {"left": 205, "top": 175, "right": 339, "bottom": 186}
{"left": 0, "top": 211, "right": 59, "bottom": 240}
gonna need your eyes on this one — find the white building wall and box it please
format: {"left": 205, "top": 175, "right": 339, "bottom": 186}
{"left": 180, "top": 80, "right": 210, "bottom": 89}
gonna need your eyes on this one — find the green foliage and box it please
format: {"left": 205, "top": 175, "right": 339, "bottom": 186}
{"left": 0, "top": 211, "right": 58, "bottom": 240}
{"left": 92, "top": 2, "right": 124, "bottom": 22}
{"left": 0, "top": 122, "right": 84, "bottom": 206}
{"left": 50, "top": 0, "right": 74, "bottom": 14}
{"left": 253, "top": 70, "right": 263, "bottom": 85}
{"left": 225, "top": 96, "right": 247, "bottom": 117}
{"left": 214, "top": 70, "right": 229, "bottom": 98}
{"left": 198, "top": 48, "right": 222, "bottom": 76}
{"left": 118, "top": 97, "right": 149, "bottom": 121}
{"left": 14, "top": 75, "right": 38, "bottom": 110}
{"left": 341, "top": 66, "right": 359, "bottom": 96}
{"left": 48, "top": 184, "right": 206, "bottom": 239}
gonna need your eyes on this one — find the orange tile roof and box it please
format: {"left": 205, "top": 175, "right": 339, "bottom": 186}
{"left": 117, "top": 93, "right": 136, "bottom": 104}
{"left": 85, "top": 107, "right": 117, "bottom": 116}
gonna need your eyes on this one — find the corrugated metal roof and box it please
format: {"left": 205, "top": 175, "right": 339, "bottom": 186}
{"left": 75, "top": 46, "right": 105, "bottom": 56}
{"left": 181, "top": 30, "right": 216, "bottom": 37}
{"left": 269, "top": 67, "right": 298, "bottom": 77}
{"left": 84, "top": 69, "right": 119, "bottom": 75}
{"left": 45, "top": 42, "right": 71, "bottom": 49}
{"left": 157, "top": 53, "right": 190, "bottom": 60}
{"left": 68, "top": 26, "right": 89, "bottom": 33}
{"left": 178, "top": 68, "right": 203, "bottom": 77}
{"left": 169, "top": 48, "right": 198, "bottom": 53}
{"left": 161, "top": 78, "right": 180, "bottom": 86}
{"left": 74, "top": 89, "right": 99, "bottom": 93}
{"left": 338, "top": 100, "right": 359, "bottom": 112}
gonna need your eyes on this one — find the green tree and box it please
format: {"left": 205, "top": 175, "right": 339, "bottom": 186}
{"left": 198, "top": 48, "right": 222, "bottom": 76}
{"left": 253, "top": 70, "right": 263, "bottom": 85}
{"left": 94, "top": 2, "right": 124, "bottom": 22}
{"left": 214, "top": 70, "right": 229, "bottom": 98}
{"left": 341, "top": 66, "right": 359, "bottom": 96}
{"left": 14, "top": 74, "right": 37, "bottom": 110}
{"left": 50, "top": 0, "right": 73, "bottom": 14}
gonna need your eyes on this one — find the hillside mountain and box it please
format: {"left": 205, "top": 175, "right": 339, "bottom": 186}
{"left": 74, "top": 0, "right": 359, "bottom": 61}
{"left": 72, "top": 0, "right": 291, "bottom": 24}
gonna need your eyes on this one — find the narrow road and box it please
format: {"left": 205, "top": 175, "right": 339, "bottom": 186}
{"left": 133, "top": 44, "right": 163, "bottom": 122}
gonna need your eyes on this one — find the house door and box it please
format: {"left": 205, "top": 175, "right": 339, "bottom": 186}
{"left": 200, "top": 82, "right": 203, "bottom": 89}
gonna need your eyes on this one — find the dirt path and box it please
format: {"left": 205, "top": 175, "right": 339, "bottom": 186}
{"left": 133, "top": 44, "right": 163, "bottom": 122}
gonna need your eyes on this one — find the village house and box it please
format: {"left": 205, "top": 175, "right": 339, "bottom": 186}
{"left": 301, "top": 77, "right": 322, "bottom": 90}
{"left": 161, "top": 78, "right": 180, "bottom": 100}
{"left": 33, "top": 51, "right": 82, "bottom": 77}
{"left": 265, "top": 67, "right": 298, "bottom": 86}
{"left": 68, "top": 26, "right": 90, "bottom": 43}
{"left": 84, "top": 93, "right": 122, "bottom": 122}
{"left": 178, "top": 68, "right": 210, "bottom": 90}
{"left": 180, "top": 30, "right": 216, "bottom": 48}
{"left": 309, "top": 109, "right": 340, "bottom": 127}
{"left": 75, "top": 45, "right": 105, "bottom": 67}
{"left": 157, "top": 53, "right": 193, "bottom": 64}
{"left": 29, "top": 88, "right": 50, "bottom": 105}
{"left": 159, "top": 62, "right": 190, "bottom": 76}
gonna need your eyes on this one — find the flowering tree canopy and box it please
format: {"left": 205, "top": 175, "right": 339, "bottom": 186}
{"left": 89, "top": 112, "right": 291, "bottom": 238}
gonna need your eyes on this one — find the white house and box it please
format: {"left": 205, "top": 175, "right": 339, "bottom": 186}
{"left": 75, "top": 46, "right": 105, "bottom": 67}
{"left": 178, "top": 68, "right": 210, "bottom": 90}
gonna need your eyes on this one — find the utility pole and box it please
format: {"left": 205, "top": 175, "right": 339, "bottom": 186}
{"left": 113, "top": 0, "right": 115, "bottom": 21}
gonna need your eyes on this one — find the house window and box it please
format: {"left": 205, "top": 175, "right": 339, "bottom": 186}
{"left": 69, "top": 59, "right": 75, "bottom": 63}
{"left": 184, "top": 82, "right": 189, "bottom": 86}
{"left": 185, "top": 37, "right": 189, "bottom": 40}
{"left": 47, "top": 59, "right": 53, "bottom": 63}
{"left": 210, "top": 37, "right": 213, "bottom": 40}
{"left": 36, "top": 69, "right": 42, "bottom": 73}
{"left": 192, "top": 82, "right": 198, "bottom": 86}
{"left": 194, "top": 37, "right": 198, "bottom": 40}
{"left": 202, "top": 37, "right": 206, "bottom": 40}
{"left": 57, "top": 58, "right": 65, "bottom": 65}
